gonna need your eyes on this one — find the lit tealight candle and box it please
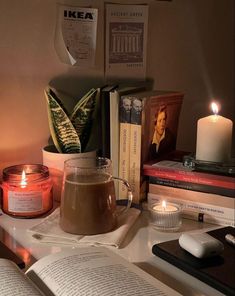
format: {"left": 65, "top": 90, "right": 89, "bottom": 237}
{"left": 150, "top": 200, "right": 182, "bottom": 231}
{"left": 153, "top": 200, "right": 178, "bottom": 212}
{"left": 196, "top": 102, "right": 233, "bottom": 163}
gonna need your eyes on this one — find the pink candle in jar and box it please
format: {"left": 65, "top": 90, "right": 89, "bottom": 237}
{"left": 2, "top": 164, "right": 53, "bottom": 218}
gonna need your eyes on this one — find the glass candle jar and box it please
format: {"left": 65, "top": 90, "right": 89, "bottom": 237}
{"left": 2, "top": 164, "right": 53, "bottom": 218}
{"left": 149, "top": 200, "right": 182, "bottom": 231}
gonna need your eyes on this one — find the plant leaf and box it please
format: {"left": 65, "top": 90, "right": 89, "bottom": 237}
{"left": 47, "top": 88, "right": 69, "bottom": 115}
{"left": 45, "top": 89, "right": 81, "bottom": 153}
{"left": 70, "top": 88, "right": 96, "bottom": 118}
{"left": 70, "top": 88, "right": 97, "bottom": 150}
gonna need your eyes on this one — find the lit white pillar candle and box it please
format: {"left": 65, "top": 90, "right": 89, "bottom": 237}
{"left": 196, "top": 102, "right": 233, "bottom": 163}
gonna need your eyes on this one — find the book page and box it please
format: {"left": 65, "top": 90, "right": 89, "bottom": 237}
{"left": 27, "top": 247, "right": 181, "bottom": 296}
{"left": 0, "top": 259, "right": 44, "bottom": 296}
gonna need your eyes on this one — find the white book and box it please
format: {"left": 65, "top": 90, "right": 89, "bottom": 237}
{"left": 110, "top": 89, "right": 120, "bottom": 179}
{"left": 148, "top": 190, "right": 235, "bottom": 227}
{"left": 129, "top": 115, "right": 142, "bottom": 203}
{"left": 148, "top": 183, "right": 234, "bottom": 208}
{"left": 109, "top": 85, "right": 148, "bottom": 184}
{"left": 118, "top": 98, "right": 131, "bottom": 199}
{"left": 0, "top": 247, "right": 181, "bottom": 296}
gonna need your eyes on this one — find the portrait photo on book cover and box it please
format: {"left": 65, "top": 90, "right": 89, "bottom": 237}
{"left": 142, "top": 95, "right": 183, "bottom": 163}
{"left": 120, "top": 96, "right": 143, "bottom": 124}
{"left": 120, "top": 96, "right": 132, "bottom": 123}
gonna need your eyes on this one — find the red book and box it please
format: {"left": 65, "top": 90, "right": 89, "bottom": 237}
{"left": 143, "top": 160, "right": 235, "bottom": 190}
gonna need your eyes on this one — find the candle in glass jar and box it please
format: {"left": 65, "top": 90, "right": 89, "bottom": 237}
{"left": 149, "top": 200, "right": 182, "bottom": 231}
{"left": 2, "top": 164, "right": 53, "bottom": 218}
{"left": 196, "top": 102, "right": 233, "bottom": 163}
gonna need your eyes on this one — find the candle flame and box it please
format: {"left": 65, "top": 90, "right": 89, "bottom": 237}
{"left": 162, "top": 200, "right": 167, "bottom": 210}
{"left": 20, "top": 170, "right": 27, "bottom": 188}
{"left": 211, "top": 102, "right": 219, "bottom": 115}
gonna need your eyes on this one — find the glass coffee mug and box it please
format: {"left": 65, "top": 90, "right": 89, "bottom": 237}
{"left": 60, "top": 157, "right": 133, "bottom": 235}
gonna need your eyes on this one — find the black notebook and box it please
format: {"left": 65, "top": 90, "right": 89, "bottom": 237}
{"left": 152, "top": 227, "right": 235, "bottom": 296}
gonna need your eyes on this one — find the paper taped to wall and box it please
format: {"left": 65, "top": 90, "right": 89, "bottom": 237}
{"left": 54, "top": 5, "right": 98, "bottom": 67}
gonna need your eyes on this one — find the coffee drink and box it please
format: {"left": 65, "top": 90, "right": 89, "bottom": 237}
{"left": 60, "top": 173, "right": 117, "bottom": 235}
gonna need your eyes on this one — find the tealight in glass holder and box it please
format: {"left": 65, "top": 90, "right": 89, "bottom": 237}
{"left": 149, "top": 200, "right": 182, "bottom": 232}
{"left": 1, "top": 164, "right": 53, "bottom": 218}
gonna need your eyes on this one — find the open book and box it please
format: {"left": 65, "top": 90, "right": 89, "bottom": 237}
{"left": 0, "top": 247, "right": 181, "bottom": 295}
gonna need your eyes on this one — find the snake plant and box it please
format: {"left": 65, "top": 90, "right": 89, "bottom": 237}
{"left": 44, "top": 87, "right": 98, "bottom": 153}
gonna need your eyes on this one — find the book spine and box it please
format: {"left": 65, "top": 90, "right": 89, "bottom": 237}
{"left": 149, "top": 176, "right": 235, "bottom": 197}
{"left": 118, "top": 96, "right": 131, "bottom": 199}
{"left": 148, "top": 192, "right": 235, "bottom": 227}
{"left": 129, "top": 98, "right": 143, "bottom": 204}
{"left": 110, "top": 90, "right": 120, "bottom": 179}
{"left": 143, "top": 166, "right": 235, "bottom": 189}
{"left": 144, "top": 159, "right": 235, "bottom": 183}
{"left": 181, "top": 212, "right": 235, "bottom": 227}
{"left": 101, "top": 86, "right": 118, "bottom": 158}
{"left": 148, "top": 183, "right": 234, "bottom": 208}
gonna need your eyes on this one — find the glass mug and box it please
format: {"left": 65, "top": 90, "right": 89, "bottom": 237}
{"left": 60, "top": 157, "right": 133, "bottom": 235}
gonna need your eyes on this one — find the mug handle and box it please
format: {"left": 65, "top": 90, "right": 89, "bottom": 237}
{"left": 112, "top": 177, "right": 133, "bottom": 215}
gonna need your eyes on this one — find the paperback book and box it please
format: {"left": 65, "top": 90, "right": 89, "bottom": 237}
{"left": 148, "top": 176, "right": 235, "bottom": 197}
{"left": 129, "top": 97, "right": 142, "bottom": 203}
{"left": 110, "top": 83, "right": 149, "bottom": 181}
{"left": 148, "top": 184, "right": 235, "bottom": 226}
{"left": 118, "top": 94, "right": 132, "bottom": 199}
{"left": 0, "top": 247, "right": 181, "bottom": 296}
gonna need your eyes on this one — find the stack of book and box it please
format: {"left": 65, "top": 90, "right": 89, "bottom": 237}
{"left": 98, "top": 83, "right": 184, "bottom": 204}
{"left": 118, "top": 90, "right": 183, "bottom": 203}
{"left": 143, "top": 157, "right": 235, "bottom": 226}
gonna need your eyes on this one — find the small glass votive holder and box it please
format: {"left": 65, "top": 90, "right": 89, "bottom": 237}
{"left": 149, "top": 201, "right": 182, "bottom": 232}
{"left": 1, "top": 164, "right": 53, "bottom": 218}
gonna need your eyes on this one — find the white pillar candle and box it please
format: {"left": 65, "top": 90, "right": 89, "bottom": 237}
{"left": 196, "top": 102, "right": 233, "bottom": 163}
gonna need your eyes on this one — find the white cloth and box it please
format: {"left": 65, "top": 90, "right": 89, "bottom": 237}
{"left": 28, "top": 207, "right": 140, "bottom": 248}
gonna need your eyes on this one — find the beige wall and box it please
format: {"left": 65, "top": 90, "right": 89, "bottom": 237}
{"left": 0, "top": 0, "right": 234, "bottom": 173}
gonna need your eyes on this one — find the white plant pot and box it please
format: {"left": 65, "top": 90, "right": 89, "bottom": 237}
{"left": 42, "top": 145, "right": 96, "bottom": 202}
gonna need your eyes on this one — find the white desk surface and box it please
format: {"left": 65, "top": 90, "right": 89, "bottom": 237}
{"left": 0, "top": 207, "right": 225, "bottom": 296}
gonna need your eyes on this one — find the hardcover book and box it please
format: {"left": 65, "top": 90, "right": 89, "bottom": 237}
{"left": 149, "top": 176, "right": 235, "bottom": 197}
{"left": 144, "top": 160, "right": 235, "bottom": 197}
{"left": 125, "top": 90, "right": 184, "bottom": 203}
